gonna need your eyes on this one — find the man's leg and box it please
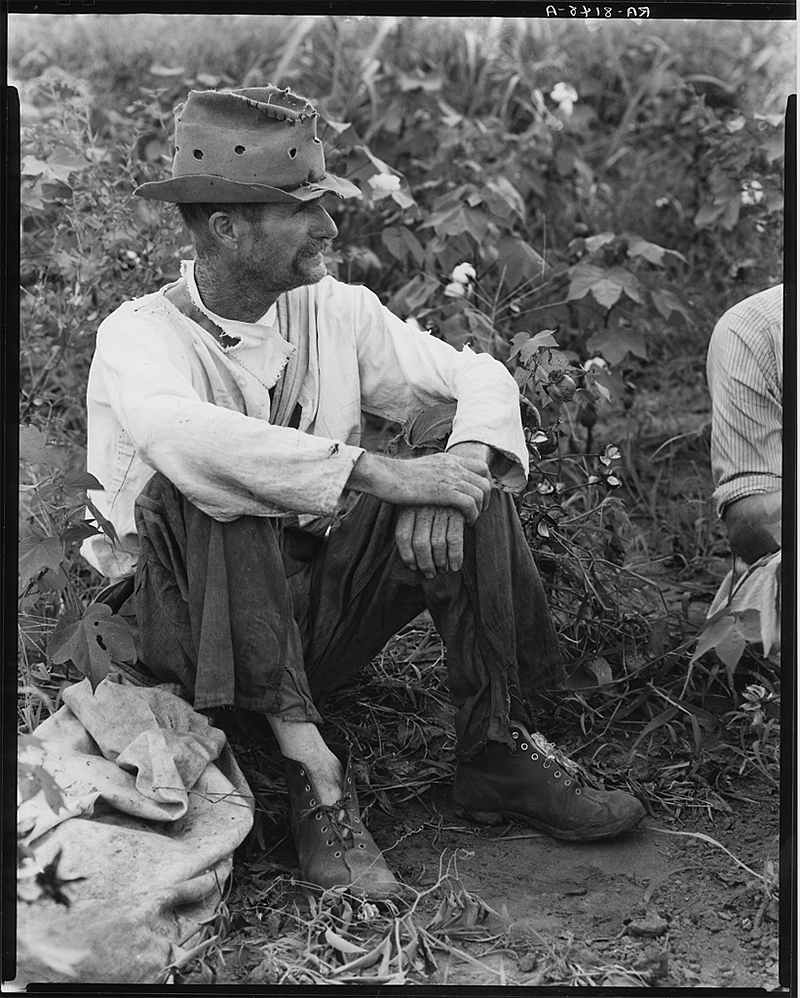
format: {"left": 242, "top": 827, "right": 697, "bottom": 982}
{"left": 283, "top": 476, "right": 642, "bottom": 844}
{"left": 299, "top": 405, "right": 644, "bottom": 842}
{"left": 132, "top": 473, "right": 402, "bottom": 897}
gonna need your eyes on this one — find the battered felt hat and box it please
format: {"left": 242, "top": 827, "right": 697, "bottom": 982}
{"left": 133, "top": 85, "right": 361, "bottom": 203}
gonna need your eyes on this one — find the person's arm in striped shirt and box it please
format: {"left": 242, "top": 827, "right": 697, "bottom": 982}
{"left": 706, "top": 285, "right": 783, "bottom": 565}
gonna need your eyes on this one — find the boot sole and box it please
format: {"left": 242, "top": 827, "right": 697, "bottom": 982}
{"left": 454, "top": 804, "right": 644, "bottom": 842}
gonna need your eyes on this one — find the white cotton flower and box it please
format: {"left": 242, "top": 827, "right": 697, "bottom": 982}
{"left": 583, "top": 357, "right": 608, "bottom": 372}
{"left": 368, "top": 173, "right": 401, "bottom": 192}
{"left": 550, "top": 82, "right": 578, "bottom": 117}
{"left": 655, "top": 197, "right": 670, "bottom": 208}
{"left": 450, "top": 262, "right": 477, "bottom": 285}
{"left": 740, "top": 179, "right": 764, "bottom": 206}
{"left": 444, "top": 281, "right": 467, "bottom": 298}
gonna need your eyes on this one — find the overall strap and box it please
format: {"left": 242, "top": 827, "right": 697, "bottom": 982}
{"left": 273, "top": 286, "right": 313, "bottom": 428}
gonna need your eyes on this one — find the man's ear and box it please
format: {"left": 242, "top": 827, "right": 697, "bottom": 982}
{"left": 207, "top": 210, "right": 241, "bottom": 250}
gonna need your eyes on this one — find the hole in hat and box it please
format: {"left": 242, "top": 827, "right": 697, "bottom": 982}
{"left": 193, "top": 149, "right": 204, "bottom": 160}
{"left": 288, "top": 147, "right": 298, "bottom": 159}
{"left": 235, "top": 145, "right": 245, "bottom": 155}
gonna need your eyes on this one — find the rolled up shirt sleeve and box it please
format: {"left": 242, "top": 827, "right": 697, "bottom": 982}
{"left": 706, "top": 295, "right": 783, "bottom": 516}
{"left": 350, "top": 285, "right": 529, "bottom": 490}
{"left": 94, "top": 316, "right": 364, "bottom": 522}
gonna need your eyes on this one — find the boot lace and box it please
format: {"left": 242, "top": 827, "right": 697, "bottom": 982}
{"left": 303, "top": 795, "right": 356, "bottom": 845}
{"left": 529, "top": 731, "right": 591, "bottom": 785}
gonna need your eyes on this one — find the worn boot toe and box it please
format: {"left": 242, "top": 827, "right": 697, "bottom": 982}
{"left": 453, "top": 725, "right": 644, "bottom": 842}
{"left": 285, "top": 750, "right": 402, "bottom": 899}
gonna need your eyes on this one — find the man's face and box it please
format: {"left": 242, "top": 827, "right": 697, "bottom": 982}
{"left": 238, "top": 198, "right": 338, "bottom": 294}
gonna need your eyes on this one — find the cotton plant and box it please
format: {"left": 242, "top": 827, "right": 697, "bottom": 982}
{"left": 550, "top": 82, "right": 578, "bottom": 117}
{"left": 443, "top": 262, "right": 477, "bottom": 299}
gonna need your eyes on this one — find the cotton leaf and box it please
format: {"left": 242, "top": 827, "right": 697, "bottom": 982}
{"left": 584, "top": 232, "right": 616, "bottom": 253}
{"left": 694, "top": 201, "right": 726, "bottom": 229}
{"left": 567, "top": 263, "right": 607, "bottom": 301}
{"left": 508, "top": 331, "right": 530, "bottom": 360}
{"left": 691, "top": 614, "right": 745, "bottom": 668}
{"left": 21, "top": 149, "right": 86, "bottom": 184}
{"left": 19, "top": 425, "right": 52, "bottom": 464}
{"left": 627, "top": 238, "right": 667, "bottom": 266}
{"left": 62, "top": 521, "right": 102, "bottom": 545}
{"left": 651, "top": 289, "right": 691, "bottom": 324}
{"left": 495, "top": 236, "right": 549, "bottom": 290}
{"left": 586, "top": 326, "right": 648, "bottom": 366}
{"left": 48, "top": 604, "right": 136, "bottom": 690}
{"left": 484, "top": 176, "right": 526, "bottom": 220}
{"left": 19, "top": 536, "right": 64, "bottom": 589}
{"left": 20, "top": 764, "right": 67, "bottom": 814}
{"left": 382, "top": 226, "right": 409, "bottom": 261}
{"left": 62, "top": 471, "right": 105, "bottom": 494}
{"left": 381, "top": 225, "right": 425, "bottom": 265}
{"left": 391, "top": 189, "right": 416, "bottom": 210}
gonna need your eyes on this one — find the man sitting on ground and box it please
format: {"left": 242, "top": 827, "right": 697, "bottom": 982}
{"left": 82, "top": 85, "right": 644, "bottom": 899}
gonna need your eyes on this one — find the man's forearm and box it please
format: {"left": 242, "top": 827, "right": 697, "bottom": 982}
{"left": 345, "top": 449, "right": 493, "bottom": 524}
{"left": 345, "top": 451, "right": 395, "bottom": 498}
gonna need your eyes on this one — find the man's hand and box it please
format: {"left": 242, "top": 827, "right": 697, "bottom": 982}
{"left": 395, "top": 505, "right": 466, "bottom": 578}
{"left": 347, "top": 450, "right": 492, "bottom": 524}
{"left": 724, "top": 490, "right": 782, "bottom": 564}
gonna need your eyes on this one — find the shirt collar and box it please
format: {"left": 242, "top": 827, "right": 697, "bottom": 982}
{"left": 181, "top": 260, "right": 280, "bottom": 348}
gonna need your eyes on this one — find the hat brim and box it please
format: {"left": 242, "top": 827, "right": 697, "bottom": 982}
{"left": 133, "top": 171, "right": 361, "bottom": 203}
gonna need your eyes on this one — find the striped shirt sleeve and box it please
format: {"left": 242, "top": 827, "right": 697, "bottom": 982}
{"left": 706, "top": 285, "right": 783, "bottom": 517}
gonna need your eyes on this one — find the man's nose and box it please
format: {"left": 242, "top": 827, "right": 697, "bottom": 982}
{"left": 311, "top": 203, "right": 338, "bottom": 240}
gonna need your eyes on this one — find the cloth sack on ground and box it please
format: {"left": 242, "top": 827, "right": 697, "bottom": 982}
{"left": 15, "top": 676, "right": 254, "bottom": 985}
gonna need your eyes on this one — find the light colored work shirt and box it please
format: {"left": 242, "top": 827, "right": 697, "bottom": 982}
{"left": 706, "top": 284, "right": 783, "bottom": 516}
{"left": 82, "top": 267, "right": 528, "bottom": 580}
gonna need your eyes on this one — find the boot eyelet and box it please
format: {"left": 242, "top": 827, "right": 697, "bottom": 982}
{"left": 520, "top": 743, "right": 528, "bottom": 751}
{"left": 564, "top": 779, "right": 571, "bottom": 786}
{"left": 299, "top": 767, "right": 305, "bottom": 776}
{"left": 346, "top": 792, "right": 352, "bottom": 800}
{"left": 576, "top": 788, "right": 582, "bottom": 795}
{"left": 309, "top": 797, "right": 316, "bottom": 806}
{"left": 334, "top": 850, "right": 342, "bottom": 858}
{"left": 321, "top": 825, "right": 328, "bottom": 832}
{"left": 304, "top": 785, "right": 311, "bottom": 792}
{"left": 531, "top": 753, "right": 538, "bottom": 761}
{"left": 512, "top": 731, "right": 519, "bottom": 739}
{"left": 543, "top": 760, "right": 551, "bottom": 769}
{"left": 554, "top": 771, "right": 561, "bottom": 778}
{"left": 326, "top": 839, "right": 334, "bottom": 846}
{"left": 358, "top": 843, "right": 366, "bottom": 850}
{"left": 315, "top": 814, "right": 322, "bottom": 821}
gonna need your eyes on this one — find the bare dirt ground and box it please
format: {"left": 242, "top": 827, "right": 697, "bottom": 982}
{"left": 210, "top": 736, "right": 781, "bottom": 989}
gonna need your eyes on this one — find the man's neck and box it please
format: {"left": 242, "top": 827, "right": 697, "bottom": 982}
{"left": 193, "top": 256, "right": 279, "bottom": 323}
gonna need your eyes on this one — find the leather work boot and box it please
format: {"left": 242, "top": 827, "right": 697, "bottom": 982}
{"left": 284, "top": 748, "right": 402, "bottom": 899}
{"left": 453, "top": 724, "right": 645, "bottom": 841}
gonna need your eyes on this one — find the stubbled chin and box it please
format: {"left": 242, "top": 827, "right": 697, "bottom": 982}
{"left": 301, "top": 258, "right": 327, "bottom": 282}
